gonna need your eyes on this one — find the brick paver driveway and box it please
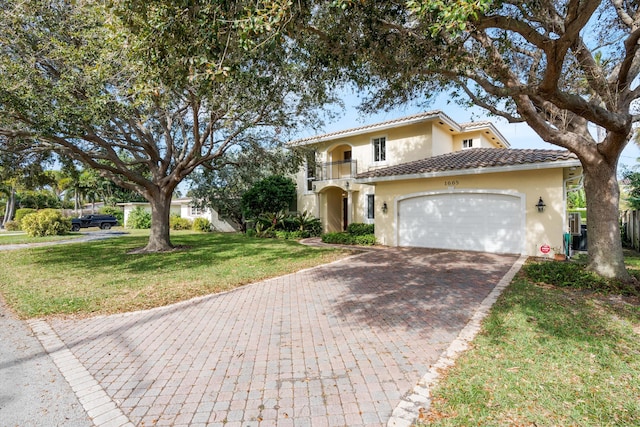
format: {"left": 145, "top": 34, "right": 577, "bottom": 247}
{"left": 45, "top": 248, "right": 519, "bottom": 426}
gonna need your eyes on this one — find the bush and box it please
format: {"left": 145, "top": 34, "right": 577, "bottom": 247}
{"left": 99, "top": 206, "right": 124, "bottom": 225}
{"left": 321, "top": 231, "right": 376, "bottom": 246}
{"left": 347, "top": 223, "right": 374, "bottom": 236}
{"left": 4, "top": 220, "right": 20, "bottom": 231}
{"left": 523, "top": 260, "right": 639, "bottom": 296}
{"left": 354, "top": 234, "right": 377, "bottom": 245}
{"left": 170, "top": 214, "right": 192, "bottom": 230}
{"left": 20, "top": 209, "right": 71, "bottom": 237}
{"left": 14, "top": 208, "right": 37, "bottom": 225}
{"left": 241, "top": 175, "right": 297, "bottom": 220}
{"left": 275, "top": 230, "right": 305, "bottom": 240}
{"left": 293, "top": 211, "right": 323, "bottom": 236}
{"left": 322, "top": 232, "right": 354, "bottom": 245}
{"left": 126, "top": 206, "right": 151, "bottom": 229}
{"left": 192, "top": 217, "right": 212, "bottom": 232}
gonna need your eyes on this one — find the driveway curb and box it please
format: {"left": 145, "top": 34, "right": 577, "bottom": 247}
{"left": 387, "top": 255, "right": 527, "bottom": 427}
{"left": 28, "top": 319, "right": 134, "bottom": 427}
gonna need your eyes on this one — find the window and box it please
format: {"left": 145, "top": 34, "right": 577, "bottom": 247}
{"left": 367, "top": 194, "right": 375, "bottom": 219}
{"left": 372, "top": 137, "right": 386, "bottom": 162}
{"left": 463, "top": 138, "right": 473, "bottom": 149}
{"left": 190, "top": 206, "right": 203, "bottom": 216}
{"left": 306, "top": 150, "right": 317, "bottom": 192}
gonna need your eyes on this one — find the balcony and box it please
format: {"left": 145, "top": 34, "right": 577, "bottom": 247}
{"left": 306, "top": 159, "right": 357, "bottom": 191}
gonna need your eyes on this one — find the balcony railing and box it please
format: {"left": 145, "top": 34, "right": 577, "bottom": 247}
{"left": 319, "top": 159, "right": 357, "bottom": 180}
{"left": 306, "top": 159, "right": 357, "bottom": 191}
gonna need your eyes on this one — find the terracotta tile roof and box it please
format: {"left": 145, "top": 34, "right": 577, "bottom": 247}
{"left": 356, "top": 148, "right": 579, "bottom": 180}
{"left": 289, "top": 110, "right": 455, "bottom": 146}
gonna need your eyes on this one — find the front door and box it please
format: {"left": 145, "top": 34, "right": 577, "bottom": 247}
{"left": 342, "top": 197, "right": 348, "bottom": 231}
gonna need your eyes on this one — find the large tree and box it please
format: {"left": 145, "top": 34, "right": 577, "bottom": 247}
{"left": 289, "top": 0, "right": 639, "bottom": 280}
{"left": 0, "top": 0, "right": 329, "bottom": 252}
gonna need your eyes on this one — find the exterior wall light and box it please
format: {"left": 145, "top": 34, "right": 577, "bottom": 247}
{"left": 382, "top": 202, "right": 388, "bottom": 214}
{"left": 536, "top": 197, "right": 546, "bottom": 213}
{"left": 345, "top": 181, "right": 350, "bottom": 190}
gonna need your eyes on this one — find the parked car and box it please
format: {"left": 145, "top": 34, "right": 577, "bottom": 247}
{"left": 71, "top": 214, "right": 118, "bottom": 231}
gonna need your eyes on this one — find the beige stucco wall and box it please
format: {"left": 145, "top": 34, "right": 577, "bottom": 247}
{"left": 370, "top": 167, "right": 567, "bottom": 256}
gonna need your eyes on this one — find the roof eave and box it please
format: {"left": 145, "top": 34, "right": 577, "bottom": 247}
{"left": 355, "top": 159, "right": 582, "bottom": 184}
{"left": 288, "top": 111, "right": 459, "bottom": 146}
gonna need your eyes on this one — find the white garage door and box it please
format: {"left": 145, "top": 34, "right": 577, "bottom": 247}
{"left": 398, "top": 192, "right": 523, "bottom": 254}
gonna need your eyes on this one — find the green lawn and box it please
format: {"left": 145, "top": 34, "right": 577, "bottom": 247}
{"left": 420, "top": 256, "right": 640, "bottom": 426}
{"left": 0, "top": 231, "right": 349, "bottom": 318}
{"left": 0, "top": 231, "right": 84, "bottom": 245}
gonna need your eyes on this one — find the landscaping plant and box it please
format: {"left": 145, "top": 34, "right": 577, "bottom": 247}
{"left": 20, "top": 209, "right": 71, "bottom": 237}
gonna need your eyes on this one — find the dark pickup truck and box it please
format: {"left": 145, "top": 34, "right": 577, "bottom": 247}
{"left": 71, "top": 214, "right": 119, "bottom": 231}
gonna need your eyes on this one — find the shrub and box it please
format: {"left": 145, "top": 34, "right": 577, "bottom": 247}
{"left": 241, "top": 175, "right": 297, "bottom": 220}
{"left": 170, "top": 214, "right": 192, "bottom": 230}
{"left": 275, "top": 230, "right": 305, "bottom": 240}
{"left": 354, "top": 234, "right": 377, "bottom": 245}
{"left": 293, "top": 211, "right": 323, "bottom": 236}
{"left": 99, "top": 206, "right": 124, "bottom": 224}
{"left": 20, "top": 209, "right": 71, "bottom": 237}
{"left": 126, "top": 206, "right": 151, "bottom": 229}
{"left": 321, "top": 231, "right": 376, "bottom": 246}
{"left": 4, "top": 220, "right": 20, "bottom": 231}
{"left": 192, "top": 217, "right": 212, "bottom": 232}
{"left": 14, "top": 208, "right": 36, "bottom": 225}
{"left": 523, "top": 260, "right": 639, "bottom": 296}
{"left": 321, "top": 232, "right": 354, "bottom": 245}
{"left": 347, "top": 223, "right": 374, "bottom": 236}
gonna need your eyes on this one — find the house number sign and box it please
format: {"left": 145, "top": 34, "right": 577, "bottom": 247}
{"left": 444, "top": 180, "right": 459, "bottom": 186}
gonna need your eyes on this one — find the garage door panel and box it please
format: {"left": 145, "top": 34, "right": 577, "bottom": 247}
{"left": 398, "top": 193, "right": 522, "bottom": 254}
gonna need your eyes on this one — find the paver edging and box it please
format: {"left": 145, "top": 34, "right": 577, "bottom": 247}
{"left": 28, "top": 319, "right": 134, "bottom": 427}
{"left": 387, "top": 255, "right": 527, "bottom": 427}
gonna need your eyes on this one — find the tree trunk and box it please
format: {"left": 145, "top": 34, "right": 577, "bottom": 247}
{"left": 582, "top": 161, "right": 630, "bottom": 280}
{"left": 143, "top": 191, "right": 174, "bottom": 252}
{"left": 2, "top": 189, "right": 16, "bottom": 227}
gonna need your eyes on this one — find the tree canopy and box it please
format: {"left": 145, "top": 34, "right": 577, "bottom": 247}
{"left": 0, "top": 0, "right": 331, "bottom": 251}
{"left": 286, "top": 0, "right": 640, "bottom": 279}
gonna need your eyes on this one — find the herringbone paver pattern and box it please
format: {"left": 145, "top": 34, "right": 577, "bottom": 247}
{"left": 49, "top": 248, "right": 518, "bottom": 426}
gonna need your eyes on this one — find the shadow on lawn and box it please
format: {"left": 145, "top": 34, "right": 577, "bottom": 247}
{"left": 23, "top": 233, "right": 335, "bottom": 275}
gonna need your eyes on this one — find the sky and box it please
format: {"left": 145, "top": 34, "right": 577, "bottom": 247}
{"left": 301, "top": 91, "right": 640, "bottom": 175}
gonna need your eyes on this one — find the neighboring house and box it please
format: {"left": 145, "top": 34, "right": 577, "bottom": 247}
{"left": 290, "top": 111, "right": 583, "bottom": 256}
{"left": 119, "top": 198, "right": 237, "bottom": 232}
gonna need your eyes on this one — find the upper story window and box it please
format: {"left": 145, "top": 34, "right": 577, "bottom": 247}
{"left": 372, "top": 137, "right": 386, "bottom": 162}
{"left": 463, "top": 138, "right": 474, "bottom": 149}
{"left": 306, "top": 150, "right": 317, "bottom": 192}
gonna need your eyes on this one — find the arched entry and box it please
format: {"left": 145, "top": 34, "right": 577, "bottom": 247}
{"left": 320, "top": 186, "right": 349, "bottom": 232}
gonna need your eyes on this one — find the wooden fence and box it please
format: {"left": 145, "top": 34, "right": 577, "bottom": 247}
{"left": 621, "top": 209, "right": 640, "bottom": 251}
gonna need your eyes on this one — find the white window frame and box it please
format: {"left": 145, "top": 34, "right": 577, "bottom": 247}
{"left": 190, "top": 205, "right": 203, "bottom": 216}
{"left": 366, "top": 194, "right": 375, "bottom": 220}
{"left": 372, "top": 136, "right": 387, "bottom": 163}
{"left": 462, "top": 138, "right": 474, "bottom": 149}
{"left": 305, "top": 150, "right": 317, "bottom": 193}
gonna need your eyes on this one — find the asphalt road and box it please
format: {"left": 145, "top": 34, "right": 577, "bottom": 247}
{"left": 0, "top": 298, "right": 92, "bottom": 427}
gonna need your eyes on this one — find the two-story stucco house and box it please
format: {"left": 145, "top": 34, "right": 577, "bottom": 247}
{"left": 290, "top": 111, "right": 583, "bottom": 256}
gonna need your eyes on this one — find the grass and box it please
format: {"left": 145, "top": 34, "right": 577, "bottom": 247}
{"left": 419, "top": 255, "right": 640, "bottom": 427}
{"left": 0, "top": 231, "right": 84, "bottom": 245}
{"left": 0, "top": 231, "right": 349, "bottom": 318}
